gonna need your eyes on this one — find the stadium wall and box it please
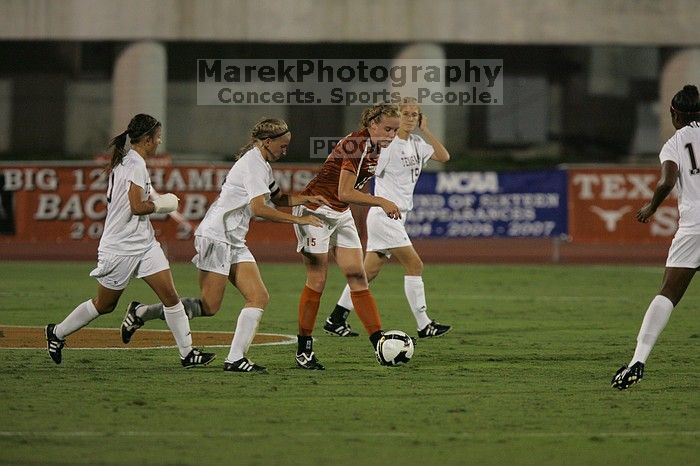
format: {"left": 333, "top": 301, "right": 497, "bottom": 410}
{"left": 1, "top": 0, "right": 699, "bottom": 46}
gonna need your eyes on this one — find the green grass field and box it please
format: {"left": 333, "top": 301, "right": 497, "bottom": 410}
{"left": 1, "top": 261, "right": 698, "bottom": 465}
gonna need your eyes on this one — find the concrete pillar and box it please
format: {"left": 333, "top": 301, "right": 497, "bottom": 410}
{"left": 112, "top": 42, "right": 167, "bottom": 152}
{"left": 589, "top": 48, "right": 630, "bottom": 97}
{"left": 588, "top": 48, "right": 657, "bottom": 97}
{"left": 392, "top": 43, "right": 446, "bottom": 169}
{"left": 660, "top": 49, "right": 700, "bottom": 143}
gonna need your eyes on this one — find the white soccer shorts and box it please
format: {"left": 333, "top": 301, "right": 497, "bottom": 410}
{"left": 365, "top": 206, "right": 412, "bottom": 258}
{"left": 293, "top": 204, "right": 362, "bottom": 254}
{"left": 191, "top": 236, "right": 256, "bottom": 276}
{"left": 665, "top": 232, "right": 700, "bottom": 268}
{"left": 89, "top": 242, "right": 170, "bottom": 290}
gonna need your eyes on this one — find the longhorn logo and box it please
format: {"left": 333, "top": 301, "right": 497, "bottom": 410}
{"left": 590, "top": 206, "right": 632, "bottom": 232}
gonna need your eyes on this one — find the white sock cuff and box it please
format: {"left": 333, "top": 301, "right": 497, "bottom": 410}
{"left": 84, "top": 299, "right": 99, "bottom": 318}
{"left": 163, "top": 301, "right": 185, "bottom": 314}
{"left": 404, "top": 275, "right": 424, "bottom": 285}
{"left": 241, "top": 307, "right": 264, "bottom": 318}
{"left": 652, "top": 295, "right": 674, "bottom": 310}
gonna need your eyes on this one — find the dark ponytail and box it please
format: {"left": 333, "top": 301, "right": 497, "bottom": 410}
{"left": 671, "top": 85, "right": 700, "bottom": 123}
{"left": 108, "top": 130, "right": 129, "bottom": 169}
{"left": 108, "top": 113, "right": 161, "bottom": 170}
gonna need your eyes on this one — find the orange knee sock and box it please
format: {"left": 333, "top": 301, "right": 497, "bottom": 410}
{"left": 350, "top": 289, "right": 382, "bottom": 335}
{"left": 298, "top": 286, "right": 322, "bottom": 336}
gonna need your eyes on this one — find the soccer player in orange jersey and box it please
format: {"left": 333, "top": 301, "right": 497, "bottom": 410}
{"left": 292, "top": 103, "right": 401, "bottom": 369}
{"left": 324, "top": 98, "right": 452, "bottom": 340}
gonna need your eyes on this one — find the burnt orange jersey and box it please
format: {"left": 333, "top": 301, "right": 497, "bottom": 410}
{"left": 301, "top": 129, "right": 380, "bottom": 212}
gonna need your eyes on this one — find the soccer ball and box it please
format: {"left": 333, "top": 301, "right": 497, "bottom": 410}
{"left": 375, "top": 330, "right": 414, "bottom": 366}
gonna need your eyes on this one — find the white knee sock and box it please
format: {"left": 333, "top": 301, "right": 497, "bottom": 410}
{"left": 226, "top": 307, "right": 264, "bottom": 363}
{"left": 163, "top": 301, "right": 193, "bottom": 358}
{"left": 630, "top": 295, "right": 674, "bottom": 365}
{"left": 404, "top": 275, "right": 431, "bottom": 330}
{"left": 54, "top": 299, "right": 100, "bottom": 339}
{"left": 337, "top": 285, "right": 354, "bottom": 311}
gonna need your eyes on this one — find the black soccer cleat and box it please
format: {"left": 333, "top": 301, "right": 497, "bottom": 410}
{"left": 417, "top": 321, "right": 452, "bottom": 339}
{"left": 295, "top": 351, "right": 325, "bottom": 370}
{"left": 611, "top": 361, "right": 645, "bottom": 390}
{"left": 120, "top": 301, "right": 144, "bottom": 344}
{"left": 323, "top": 318, "right": 359, "bottom": 337}
{"left": 181, "top": 348, "right": 216, "bottom": 368}
{"left": 45, "top": 323, "right": 65, "bottom": 365}
{"left": 224, "top": 357, "right": 268, "bottom": 374}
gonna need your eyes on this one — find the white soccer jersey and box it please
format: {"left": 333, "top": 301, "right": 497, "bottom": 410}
{"left": 99, "top": 149, "right": 156, "bottom": 255}
{"left": 374, "top": 134, "right": 434, "bottom": 211}
{"left": 195, "top": 147, "right": 278, "bottom": 247}
{"left": 659, "top": 121, "right": 700, "bottom": 234}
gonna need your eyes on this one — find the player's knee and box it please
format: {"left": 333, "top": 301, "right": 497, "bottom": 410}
{"left": 201, "top": 297, "right": 222, "bottom": 316}
{"left": 306, "top": 276, "right": 326, "bottom": 292}
{"left": 345, "top": 269, "right": 367, "bottom": 286}
{"left": 404, "top": 259, "right": 423, "bottom": 276}
{"left": 364, "top": 265, "right": 382, "bottom": 281}
{"left": 248, "top": 289, "right": 270, "bottom": 309}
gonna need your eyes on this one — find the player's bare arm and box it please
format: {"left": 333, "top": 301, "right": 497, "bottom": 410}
{"left": 271, "top": 192, "right": 329, "bottom": 208}
{"left": 337, "top": 169, "right": 401, "bottom": 219}
{"left": 418, "top": 114, "right": 450, "bottom": 162}
{"left": 636, "top": 160, "right": 678, "bottom": 223}
{"left": 250, "top": 194, "right": 323, "bottom": 227}
{"left": 128, "top": 182, "right": 157, "bottom": 215}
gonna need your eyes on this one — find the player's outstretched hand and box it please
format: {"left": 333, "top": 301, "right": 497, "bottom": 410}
{"left": 635, "top": 203, "right": 655, "bottom": 223}
{"left": 381, "top": 199, "right": 401, "bottom": 220}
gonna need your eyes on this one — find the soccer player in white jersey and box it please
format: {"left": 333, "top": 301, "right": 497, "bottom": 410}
{"left": 612, "top": 85, "right": 700, "bottom": 389}
{"left": 45, "top": 114, "right": 215, "bottom": 368}
{"left": 323, "top": 97, "right": 452, "bottom": 339}
{"left": 121, "top": 118, "right": 327, "bottom": 373}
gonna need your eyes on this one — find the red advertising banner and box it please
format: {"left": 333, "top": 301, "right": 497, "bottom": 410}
{"left": 568, "top": 167, "right": 678, "bottom": 243}
{"left": 0, "top": 162, "right": 321, "bottom": 260}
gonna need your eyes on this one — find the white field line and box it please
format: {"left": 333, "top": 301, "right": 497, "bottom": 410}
{"left": 0, "top": 430, "right": 697, "bottom": 439}
{"left": 349, "top": 292, "right": 640, "bottom": 302}
{"left": 0, "top": 343, "right": 294, "bottom": 350}
{"left": 0, "top": 325, "right": 296, "bottom": 349}
{"left": 445, "top": 295, "right": 635, "bottom": 302}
